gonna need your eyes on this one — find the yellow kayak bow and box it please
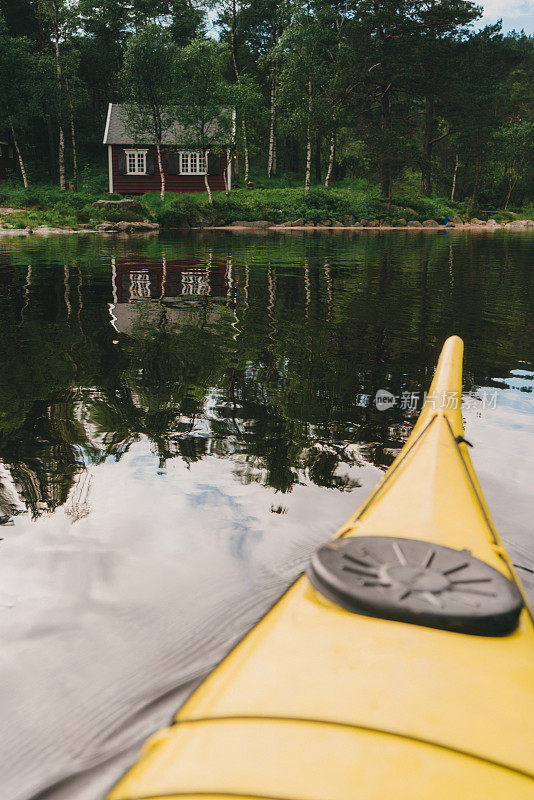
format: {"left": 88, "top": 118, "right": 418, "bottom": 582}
{"left": 109, "top": 336, "right": 534, "bottom": 800}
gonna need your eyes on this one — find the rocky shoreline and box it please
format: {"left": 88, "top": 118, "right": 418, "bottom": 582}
{"left": 0, "top": 221, "right": 160, "bottom": 237}
{"left": 207, "top": 217, "right": 534, "bottom": 232}
{"left": 0, "top": 198, "right": 533, "bottom": 238}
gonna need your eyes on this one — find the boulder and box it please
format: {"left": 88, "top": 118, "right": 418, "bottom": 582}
{"left": 359, "top": 220, "right": 369, "bottom": 227}
{"left": 470, "top": 218, "right": 486, "bottom": 226}
{"left": 452, "top": 216, "right": 463, "bottom": 225}
{"left": 115, "top": 220, "right": 159, "bottom": 233}
{"left": 291, "top": 218, "right": 305, "bottom": 226}
{"left": 422, "top": 219, "right": 440, "bottom": 227}
{"left": 392, "top": 219, "right": 407, "bottom": 227}
{"left": 93, "top": 199, "right": 142, "bottom": 211}
{"left": 305, "top": 221, "right": 316, "bottom": 227}
{"left": 407, "top": 220, "right": 423, "bottom": 227}
{"left": 505, "top": 219, "right": 534, "bottom": 229}
{"left": 0, "top": 227, "right": 30, "bottom": 237}
{"left": 96, "top": 222, "right": 118, "bottom": 232}
{"left": 251, "top": 220, "right": 272, "bottom": 228}
{"left": 368, "top": 220, "right": 379, "bottom": 227}
{"left": 331, "top": 220, "right": 343, "bottom": 227}
{"left": 319, "top": 219, "right": 332, "bottom": 226}
{"left": 487, "top": 218, "right": 499, "bottom": 226}
{"left": 231, "top": 220, "right": 264, "bottom": 227}
{"left": 342, "top": 214, "right": 355, "bottom": 225}
{"left": 33, "top": 225, "right": 75, "bottom": 235}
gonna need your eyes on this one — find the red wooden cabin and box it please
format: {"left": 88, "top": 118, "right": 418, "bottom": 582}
{"left": 0, "top": 141, "right": 16, "bottom": 179}
{"left": 103, "top": 104, "right": 232, "bottom": 195}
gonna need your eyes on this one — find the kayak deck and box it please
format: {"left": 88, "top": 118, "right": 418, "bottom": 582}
{"left": 108, "top": 336, "right": 534, "bottom": 800}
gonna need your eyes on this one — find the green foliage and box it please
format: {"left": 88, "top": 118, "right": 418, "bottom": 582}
{"left": 173, "top": 39, "right": 235, "bottom": 152}
{"left": 0, "top": 0, "right": 531, "bottom": 207}
{"left": 138, "top": 184, "right": 466, "bottom": 227}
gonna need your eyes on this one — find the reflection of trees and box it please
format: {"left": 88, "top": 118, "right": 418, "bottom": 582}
{"left": 0, "top": 261, "right": 107, "bottom": 521}
{"left": 2, "top": 392, "right": 100, "bottom": 519}
{"left": 0, "top": 231, "right": 533, "bottom": 520}
{"left": 89, "top": 299, "right": 235, "bottom": 468}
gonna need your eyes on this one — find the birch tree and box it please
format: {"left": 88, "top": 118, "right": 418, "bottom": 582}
{"left": 173, "top": 39, "right": 234, "bottom": 203}
{"left": 275, "top": 1, "right": 339, "bottom": 191}
{"left": 413, "top": 0, "right": 480, "bottom": 196}
{"left": 0, "top": 16, "right": 37, "bottom": 188}
{"left": 213, "top": 0, "right": 253, "bottom": 183}
{"left": 37, "top": 0, "right": 80, "bottom": 189}
{"left": 121, "top": 25, "right": 176, "bottom": 200}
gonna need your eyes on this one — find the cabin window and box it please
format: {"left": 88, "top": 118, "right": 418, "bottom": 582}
{"left": 179, "top": 152, "right": 206, "bottom": 175}
{"left": 125, "top": 149, "right": 148, "bottom": 175}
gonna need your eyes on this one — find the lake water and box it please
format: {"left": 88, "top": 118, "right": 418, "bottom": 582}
{"left": 1, "top": 229, "right": 533, "bottom": 800}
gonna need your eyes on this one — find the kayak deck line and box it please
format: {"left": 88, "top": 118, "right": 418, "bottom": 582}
{"left": 330, "top": 405, "right": 531, "bottom": 627}
{"left": 108, "top": 794, "right": 332, "bottom": 800}
{"left": 442, "top": 412, "right": 534, "bottom": 619}
{"left": 336, "top": 413, "right": 439, "bottom": 532}
{"left": 133, "top": 715, "right": 534, "bottom": 781}
{"left": 107, "top": 336, "right": 534, "bottom": 800}
{"left": 443, "top": 415, "right": 498, "bottom": 545}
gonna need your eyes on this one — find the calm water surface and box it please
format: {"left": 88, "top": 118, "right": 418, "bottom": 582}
{"left": 1, "top": 230, "right": 533, "bottom": 800}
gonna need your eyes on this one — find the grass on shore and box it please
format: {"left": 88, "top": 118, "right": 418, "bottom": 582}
{"left": 0, "top": 179, "right": 524, "bottom": 231}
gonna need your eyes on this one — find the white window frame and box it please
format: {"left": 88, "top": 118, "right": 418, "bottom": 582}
{"left": 125, "top": 149, "right": 148, "bottom": 175}
{"left": 179, "top": 151, "right": 207, "bottom": 175}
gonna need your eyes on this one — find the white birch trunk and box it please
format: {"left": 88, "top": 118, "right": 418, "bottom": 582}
{"left": 156, "top": 143, "right": 165, "bottom": 200}
{"left": 451, "top": 153, "right": 459, "bottom": 202}
{"left": 324, "top": 132, "right": 335, "bottom": 187}
{"left": 223, "top": 162, "right": 229, "bottom": 198}
{"left": 58, "top": 125, "right": 66, "bottom": 190}
{"left": 204, "top": 173, "right": 213, "bottom": 204}
{"left": 65, "top": 75, "right": 78, "bottom": 187}
{"left": 230, "top": 8, "right": 249, "bottom": 185}
{"left": 305, "top": 77, "right": 312, "bottom": 192}
{"left": 267, "top": 79, "right": 277, "bottom": 178}
{"left": 241, "top": 119, "right": 249, "bottom": 184}
{"left": 8, "top": 112, "right": 29, "bottom": 188}
{"left": 52, "top": 32, "right": 66, "bottom": 190}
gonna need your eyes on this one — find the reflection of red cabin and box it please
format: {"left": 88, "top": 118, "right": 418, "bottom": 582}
{"left": 103, "top": 104, "right": 232, "bottom": 195}
{"left": 112, "top": 255, "right": 231, "bottom": 304}
{"left": 0, "top": 141, "right": 16, "bottom": 179}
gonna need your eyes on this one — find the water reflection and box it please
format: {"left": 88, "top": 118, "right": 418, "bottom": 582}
{"left": 0, "top": 231, "right": 533, "bottom": 800}
{"left": 1, "top": 232, "right": 534, "bottom": 522}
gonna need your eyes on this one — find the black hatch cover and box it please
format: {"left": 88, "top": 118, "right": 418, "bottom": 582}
{"left": 308, "top": 536, "right": 523, "bottom": 636}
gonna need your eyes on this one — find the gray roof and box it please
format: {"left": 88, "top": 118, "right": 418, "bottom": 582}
{"left": 103, "top": 103, "right": 233, "bottom": 146}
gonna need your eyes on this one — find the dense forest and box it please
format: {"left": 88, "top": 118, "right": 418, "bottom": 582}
{"left": 0, "top": 0, "right": 532, "bottom": 208}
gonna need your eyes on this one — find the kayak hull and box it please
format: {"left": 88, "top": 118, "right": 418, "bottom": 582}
{"left": 108, "top": 337, "right": 534, "bottom": 800}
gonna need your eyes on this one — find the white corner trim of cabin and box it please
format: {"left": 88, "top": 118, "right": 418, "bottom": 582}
{"left": 108, "top": 146, "right": 114, "bottom": 194}
{"left": 104, "top": 103, "right": 114, "bottom": 193}
{"left": 103, "top": 102, "right": 112, "bottom": 145}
